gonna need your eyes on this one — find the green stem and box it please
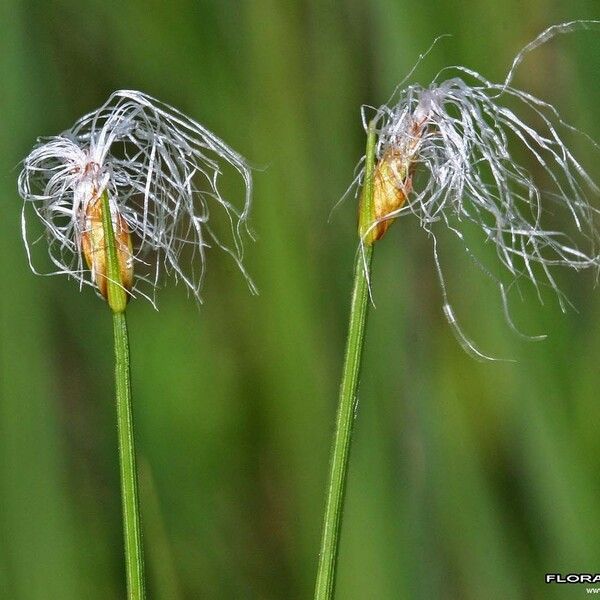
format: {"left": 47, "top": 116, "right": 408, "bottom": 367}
{"left": 101, "top": 192, "right": 146, "bottom": 599}
{"left": 113, "top": 311, "right": 145, "bottom": 600}
{"left": 314, "top": 122, "right": 377, "bottom": 600}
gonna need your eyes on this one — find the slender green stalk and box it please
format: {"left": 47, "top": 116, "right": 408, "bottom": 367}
{"left": 314, "top": 123, "right": 377, "bottom": 599}
{"left": 113, "top": 311, "right": 145, "bottom": 599}
{"left": 101, "top": 193, "right": 146, "bottom": 599}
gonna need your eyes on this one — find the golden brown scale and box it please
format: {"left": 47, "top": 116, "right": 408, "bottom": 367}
{"left": 363, "top": 118, "right": 423, "bottom": 244}
{"left": 370, "top": 150, "right": 413, "bottom": 241}
{"left": 81, "top": 196, "right": 134, "bottom": 300}
{"left": 365, "top": 118, "right": 427, "bottom": 244}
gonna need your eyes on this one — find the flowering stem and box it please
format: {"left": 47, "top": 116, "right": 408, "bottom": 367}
{"left": 314, "top": 122, "right": 377, "bottom": 600}
{"left": 100, "top": 192, "right": 146, "bottom": 599}
{"left": 113, "top": 311, "right": 145, "bottom": 599}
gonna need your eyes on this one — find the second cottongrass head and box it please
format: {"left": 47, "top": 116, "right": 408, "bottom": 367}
{"left": 358, "top": 21, "right": 600, "bottom": 358}
{"left": 18, "top": 90, "right": 255, "bottom": 306}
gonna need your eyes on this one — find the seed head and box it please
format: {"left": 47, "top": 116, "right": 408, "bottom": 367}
{"left": 18, "top": 90, "right": 255, "bottom": 306}
{"left": 357, "top": 21, "right": 600, "bottom": 358}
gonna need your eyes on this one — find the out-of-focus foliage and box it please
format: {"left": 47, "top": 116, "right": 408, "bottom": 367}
{"left": 1, "top": 1, "right": 599, "bottom": 598}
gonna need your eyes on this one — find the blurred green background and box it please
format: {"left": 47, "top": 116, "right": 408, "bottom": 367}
{"left": 1, "top": 1, "right": 600, "bottom": 598}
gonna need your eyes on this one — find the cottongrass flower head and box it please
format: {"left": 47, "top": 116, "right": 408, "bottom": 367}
{"left": 18, "top": 89, "right": 255, "bottom": 306}
{"left": 358, "top": 21, "right": 600, "bottom": 359}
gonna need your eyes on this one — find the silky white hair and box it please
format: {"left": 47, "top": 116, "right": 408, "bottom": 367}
{"left": 18, "top": 89, "right": 255, "bottom": 305}
{"left": 358, "top": 21, "right": 600, "bottom": 359}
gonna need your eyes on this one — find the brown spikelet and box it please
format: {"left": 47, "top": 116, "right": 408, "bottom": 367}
{"left": 370, "top": 149, "right": 413, "bottom": 242}
{"left": 81, "top": 197, "right": 133, "bottom": 299}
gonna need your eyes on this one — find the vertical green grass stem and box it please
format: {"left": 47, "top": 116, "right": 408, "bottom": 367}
{"left": 101, "top": 192, "right": 146, "bottom": 599}
{"left": 314, "top": 122, "right": 377, "bottom": 599}
{"left": 113, "top": 311, "right": 145, "bottom": 599}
